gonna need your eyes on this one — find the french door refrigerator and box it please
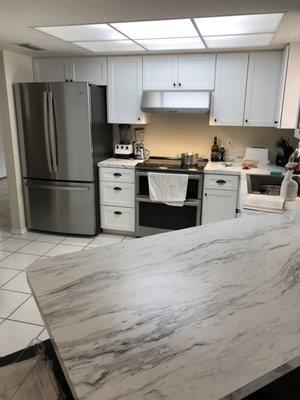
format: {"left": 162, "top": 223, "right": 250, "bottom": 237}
{"left": 14, "top": 82, "right": 113, "bottom": 235}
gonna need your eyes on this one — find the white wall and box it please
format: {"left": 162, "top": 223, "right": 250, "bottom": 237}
{"left": 0, "top": 129, "right": 6, "bottom": 178}
{"left": 0, "top": 50, "right": 33, "bottom": 233}
{"left": 117, "top": 113, "right": 298, "bottom": 161}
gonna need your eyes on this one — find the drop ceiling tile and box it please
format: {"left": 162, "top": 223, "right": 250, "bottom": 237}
{"left": 204, "top": 33, "right": 273, "bottom": 49}
{"left": 74, "top": 40, "right": 145, "bottom": 53}
{"left": 136, "top": 37, "right": 205, "bottom": 51}
{"left": 194, "top": 13, "right": 284, "bottom": 36}
{"left": 111, "top": 19, "right": 197, "bottom": 39}
{"left": 35, "top": 24, "right": 126, "bottom": 42}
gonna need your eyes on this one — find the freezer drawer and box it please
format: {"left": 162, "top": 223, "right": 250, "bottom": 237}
{"left": 23, "top": 179, "right": 97, "bottom": 235}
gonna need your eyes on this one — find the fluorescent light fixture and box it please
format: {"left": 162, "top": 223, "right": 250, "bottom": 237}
{"left": 111, "top": 19, "right": 197, "bottom": 39}
{"left": 194, "top": 13, "right": 283, "bottom": 36}
{"left": 204, "top": 33, "right": 273, "bottom": 49}
{"left": 35, "top": 24, "right": 126, "bottom": 41}
{"left": 73, "top": 40, "right": 145, "bottom": 53}
{"left": 136, "top": 37, "right": 205, "bottom": 51}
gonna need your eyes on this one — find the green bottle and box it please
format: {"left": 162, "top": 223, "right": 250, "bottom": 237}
{"left": 211, "top": 137, "right": 219, "bottom": 162}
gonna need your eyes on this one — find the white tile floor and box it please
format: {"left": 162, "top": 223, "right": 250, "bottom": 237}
{"left": 0, "top": 178, "right": 133, "bottom": 358}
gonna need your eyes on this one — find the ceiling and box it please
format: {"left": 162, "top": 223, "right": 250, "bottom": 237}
{"left": 0, "top": 0, "right": 300, "bottom": 57}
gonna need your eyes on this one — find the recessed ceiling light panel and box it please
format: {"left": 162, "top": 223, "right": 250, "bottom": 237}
{"left": 204, "top": 33, "right": 273, "bottom": 49}
{"left": 111, "top": 19, "right": 197, "bottom": 39}
{"left": 35, "top": 24, "right": 126, "bottom": 41}
{"left": 194, "top": 13, "right": 283, "bottom": 36}
{"left": 74, "top": 40, "right": 145, "bottom": 53}
{"left": 136, "top": 37, "right": 205, "bottom": 51}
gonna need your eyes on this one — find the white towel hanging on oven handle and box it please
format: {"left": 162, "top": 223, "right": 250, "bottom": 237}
{"left": 148, "top": 172, "right": 188, "bottom": 207}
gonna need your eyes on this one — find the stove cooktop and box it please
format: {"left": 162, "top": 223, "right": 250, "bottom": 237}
{"left": 136, "top": 156, "right": 208, "bottom": 172}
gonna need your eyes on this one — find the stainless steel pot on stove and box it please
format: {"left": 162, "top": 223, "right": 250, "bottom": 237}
{"left": 178, "top": 152, "right": 200, "bottom": 167}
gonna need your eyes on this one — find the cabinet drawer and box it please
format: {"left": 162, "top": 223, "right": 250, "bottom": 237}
{"left": 204, "top": 174, "right": 239, "bottom": 191}
{"left": 100, "top": 167, "right": 135, "bottom": 183}
{"left": 101, "top": 205, "right": 135, "bottom": 232}
{"left": 100, "top": 181, "right": 135, "bottom": 207}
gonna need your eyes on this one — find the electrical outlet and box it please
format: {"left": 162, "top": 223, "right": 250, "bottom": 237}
{"left": 227, "top": 137, "right": 234, "bottom": 149}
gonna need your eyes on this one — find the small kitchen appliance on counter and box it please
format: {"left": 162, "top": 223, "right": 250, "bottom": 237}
{"left": 114, "top": 124, "right": 134, "bottom": 158}
{"left": 133, "top": 127, "right": 149, "bottom": 160}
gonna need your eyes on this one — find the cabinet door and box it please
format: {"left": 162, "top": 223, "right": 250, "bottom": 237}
{"left": 244, "top": 51, "right": 282, "bottom": 127}
{"left": 178, "top": 54, "right": 216, "bottom": 90}
{"left": 202, "top": 189, "right": 237, "bottom": 225}
{"left": 69, "top": 57, "right": 107, "bottom": 84}
{"left": 210, "top": 53, "right": 248, "bottom": 126}
{"left": 33, "top": 58, "right": 69, "bottom": 82}
{"left": 107, "top": 57, "right": 145, "bottom": 124}
{"left": 143, "top": 56, "right": 178, "bottom": 90}
{"left": 275, "top": 46, "right": 289, "bottom": 128}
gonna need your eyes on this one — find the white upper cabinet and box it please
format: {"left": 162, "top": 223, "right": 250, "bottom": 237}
{"left": 69, "top": 58, "right": 107, "bottom": 85}
{"left": 210, "top": 53, "right": 249, "bottom": 126}
{"left": 276, "top": 43, "right": 300, "bottom": 129}
{"left": 143, "top": 56, "right": 178, "bottom": 90}
{"left": 177, "top": 54, "right": 215, "bottom": 90}
{"left": 244, "top": 51, "right": 282, "bottom": 127}
{"left": 33, "top": 57, "right": 107, "bottom": 84}
{"left": 33, "top": 58, "right": 69, "bottom": 82}
{"left": 107, "top": 56, "right": 147, "bottom": 124}
{"left": 143, "top": 54, "right": 216, "bottom": 90}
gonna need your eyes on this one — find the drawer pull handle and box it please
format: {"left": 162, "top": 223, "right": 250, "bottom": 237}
{"left": 114, "top": 211, "right": 122, "bottom": 215}
{"left": 216, "top": 179, "right": 226, "bottom": 184}
{"left": 113, "top": 187, "right": 122, "bottom": 191}
{"left": 113, "top": 173, "right": 122, "bottom": 177}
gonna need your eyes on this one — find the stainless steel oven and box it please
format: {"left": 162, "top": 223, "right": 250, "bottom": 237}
{"left": 135, "top": 170, "right": 203, "bottom": 237}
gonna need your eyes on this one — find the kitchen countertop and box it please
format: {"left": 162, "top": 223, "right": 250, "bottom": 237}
{"left": 97, "top": 158, "right": 286, "bottom": 176}
{"left": 204, "top": 161, "right": 285, "bottom": 176}
{"left": 97, "top": 158, "right": 143, "bottom": 168}
{"left": 27, "top": 209, "right": 300, "bottom": 400}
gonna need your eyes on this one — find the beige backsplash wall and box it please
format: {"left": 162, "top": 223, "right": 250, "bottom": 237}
{"left": 114, "top": 113, "right": 298, "bottom": 162}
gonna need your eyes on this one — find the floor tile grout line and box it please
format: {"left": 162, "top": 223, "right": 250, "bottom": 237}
{"left": 1, "top": 293, "right": 31, "bottom": 320}
{"left": 0, "top": 236, "right": 38, "bottom": 254}
{"left": 0, "top": 269, "right": 21, "bottom": 289}
{"left": 6, "top": 317, "right": 44, "bottom": 328}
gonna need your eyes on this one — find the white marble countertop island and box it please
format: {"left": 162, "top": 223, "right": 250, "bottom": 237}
{"left": 27, "top": 210, "right": 300, "bottom": 400}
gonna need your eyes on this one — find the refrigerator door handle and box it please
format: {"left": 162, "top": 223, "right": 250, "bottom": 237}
{"left": 24, "top": 182, "right": 90, "bottom": 191}
{"left": 43, "top": 91, "right": 53, "bottom": 172}
{"left": 48, "top": 91, "right": 58, "bottom": 173}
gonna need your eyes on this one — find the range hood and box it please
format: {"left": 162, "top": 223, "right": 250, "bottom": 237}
{"left": 141, "top": 91, "right": 210, "bottom": 113}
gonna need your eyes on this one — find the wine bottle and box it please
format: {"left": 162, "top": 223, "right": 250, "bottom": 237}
{"left": 219, "top": 146, "right": 225, "bottom": 162}
{"left": 211, "top": 137, "right": 219, "bottom": 162}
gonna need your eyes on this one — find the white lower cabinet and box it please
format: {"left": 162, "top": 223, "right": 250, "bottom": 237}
{"left": 99, "top": 166, "right": 135, "bottom": 233}
{"left": 100, "top": 181, "right": 135, "bottom": 208}
{"left": 202, "top": 174, "right": 238, "bottom": 225}
{"left": 100, "top": 206, "right": 135, "bottom": 232}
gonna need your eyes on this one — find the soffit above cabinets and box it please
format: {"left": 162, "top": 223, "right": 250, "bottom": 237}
{"left": 34, "top": 13, "right": 284, "bottom": 54}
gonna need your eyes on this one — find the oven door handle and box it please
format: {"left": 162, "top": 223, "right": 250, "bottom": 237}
{"left": 136, "top": 196, "right": 200, "bottom": 206}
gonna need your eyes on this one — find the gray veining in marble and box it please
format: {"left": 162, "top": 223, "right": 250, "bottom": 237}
{"left": 27, "top": 210, "right": 300, "bottom": 400}
{"left": 97, "top": 158, "right": 142, "bottom": 169}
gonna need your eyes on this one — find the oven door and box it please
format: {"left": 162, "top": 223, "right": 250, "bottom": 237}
{"left": 136, "top": 197, "right": 201, "bottom": 237}
{"left": 136, "top": 170, "right": 203, "bottom": 199}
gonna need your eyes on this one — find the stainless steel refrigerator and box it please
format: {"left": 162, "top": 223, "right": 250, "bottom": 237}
{"left": 14, "top": 82, "right": 113, "bottom": 235}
